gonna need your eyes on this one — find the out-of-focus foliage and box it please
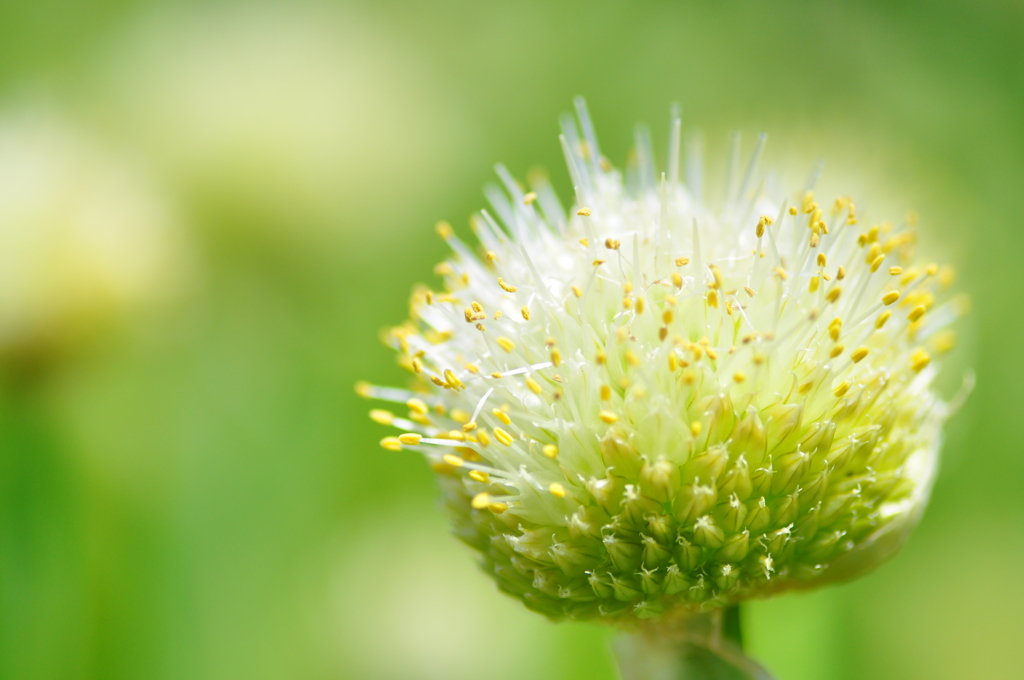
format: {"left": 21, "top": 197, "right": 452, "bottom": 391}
{"left": 0, "top": 1, "right": 1019, "bottom": 679}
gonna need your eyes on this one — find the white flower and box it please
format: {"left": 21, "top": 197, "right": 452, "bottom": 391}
{"left": 360, "top": 100, "right": 964, "bottom": 622}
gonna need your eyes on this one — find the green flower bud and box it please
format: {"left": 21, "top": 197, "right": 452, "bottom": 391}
{"left": 363, "top": 101, "right": 966, "bottom": 626}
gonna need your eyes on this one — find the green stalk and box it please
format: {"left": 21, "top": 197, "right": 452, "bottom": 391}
{"left": 611, "top": 606, "right": 775, "bottom": 680}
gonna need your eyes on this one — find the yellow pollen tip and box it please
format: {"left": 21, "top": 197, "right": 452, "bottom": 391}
{"left": 830, "top": 344, "right": 845, "bottom": 358}
{"left": 577, "top": 207, "right": 592, "bottom": 216}
{"left": 469, "top": 470, "right": 490, "bottom": 483}
{"left": 493, "top": 427, "right": 514, "bottom": 446}
{"left": 733, "top": 371, "right": 746, "bottom": 383}
{"left": 398, "top": 433, "right": 422, "bottom": 445}
{"left": 572, "top": 285, "right": 583, "bottom": 298}
{"left": 908, "top": 305, "right": 927, "bottom": 322}
{"left": 911, "top": 349, "right": 931, "bottom": 372}
{"left": 599, "top": 410, "right": 619, "bottom": 424}
{"left": 690, "top": 421, "right": 702, "bottom": 436}
{"left": 875, "top": 310, "right": 892, "bottom": 329}
{"left": 407, "top": 398, "right": 429, "bottom": 415}
{"left": 870, "top": 254, "right": 886, "bottom": 272}
{"left": 435, "top": 221, "right": 453, "bottom": 239}
{"left": 497, "top": 277, "right": 517, "bottom": 293}
{"left": 522, "top": 191, "right": 537, "bottom": 205}
{"left": 675, "top": 257, "right": 690, "bottom": 266}
{"left": 526, "top": 377, "right": 543, "bottom": 394}
{"left": 442, "top": 454, "right": 464, "bottom": 467}
{"left": 826, "top": 286, "right": 842, "bottom": 303}
{"left": 471, "top": 492, "right": 491, "bottom": 509}
{"left": 548, "top": 483, "right": 566, "bottom": 498}
{"left": 542, "top": 444, "right": 558, "bottom": 459}
{"left": 488, "top": 502, "right": 508, "bottom": 514}
{"left": 889, "top": 266, "right": 903, "bottom": 276}
{"left": 833, "top": 381, "right": 850, "bottom": 398}
{"left": 380, "top": 437, "right": 403, "bottom": 451}
{"left": 882, "top": 291, "right": 901, "bottom": 306}
{"left": 851, "top": 346, "right": 869, "bottom": 363}
{"left": 496, "top": 337, "right": 516, "bottom": 353}
{"left": 462, "top": 421, "right": 478, "bottom": 432}
{"left": 369, "top": 409, "right": 394, "bottom": 426}
{"left": 492, "top": 408, "right": 512, "bottom": 425}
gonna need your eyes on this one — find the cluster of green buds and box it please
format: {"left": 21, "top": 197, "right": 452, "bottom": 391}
{"left": 360, "top": 100, "right": 964, "bottom": 628}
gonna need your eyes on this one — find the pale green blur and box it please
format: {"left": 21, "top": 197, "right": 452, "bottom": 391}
{"left": 0, "top": 1, "right": 1017, "bottom": 679}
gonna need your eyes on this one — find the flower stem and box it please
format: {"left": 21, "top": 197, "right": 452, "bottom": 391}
{"left": 611, "top": 606, "right": 775, "bottom": 680}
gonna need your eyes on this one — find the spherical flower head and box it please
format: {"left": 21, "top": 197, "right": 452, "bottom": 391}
{"left": 362, "top": 100, "right": 965, "bottom": 624}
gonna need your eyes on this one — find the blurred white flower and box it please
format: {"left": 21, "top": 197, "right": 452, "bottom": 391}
{"left": 0, "top": 106, "right": 186, "bottom": 354}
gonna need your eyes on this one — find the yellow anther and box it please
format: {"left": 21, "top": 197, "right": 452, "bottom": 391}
{"left": 740, "top": 285, "right": 755, "bottom": 298}
{"left": 526, "top": 377, "right": 542, "bottom": 394}
{"left": 477, "top": 429, "right": 491, "bottom": 446}
{"left": 833, "top": 381, "right": 850, "bottom": 398}
{"left": 497, "top": 277, "right": 517, "bottom": 293}
{"left": 398, "top": 433, "right": 423, "bottom": 445}
{"left": 817, "top": 253, "right": 827, "bottom": 267}
{"left": 407, "top": 398, "right": 429, "bottom": 415}
{"left": 889, "top": 266, "right": 903, "bottom": 276}
{"left": 354, "top": 381, "right": 373, "bottom": 398}
{"left": 829, "top": 344, "right": 844, "bottom": 358}
{"left": 410, "top": 357, "right": 423, "bottom": 373}
{"left": 671, "top": 272, "right": 683, "bottom": 288}
{"left": 444, "top": 370, "right": 464, "bottom": 390}
{"left": 369, "top": 409, "right": 394, "bottom": 426}
{"left": 471, "top": 492, "right": 491, "bottom": 509}
{"left": 707, "top": 290, "right": 719, "bottom": 308}
{"left": 435, "top": 221, "right": 453, "bottom": 239}
{"left": 623, "top": 281, "right": 633, "bottom": 294}
{"left": 733, "top": 371, "right": 746, "bottom": 383}
{"left": 471, "top": 301, "right": 483, "bottom": 313}
{"left": 488, "top": 502, "right": 508, "bottom": 514}
{"left": 380, "top": 437, "right": 403, "bottom": 451}
{"left": 596, "top": 350, "right": 607, "bottom": 364}
{"left": 491, "top": 408, "right": 512, "bottom": 426}
{"left": 625, "top": 349, "right": 641, "bottom": 367}
{"left": 926, "top": 263, "right": 940, "bottom": 276}
{"left": 599, "top": 410, "right": 619, "bottom": 424}
{"left": 908, "top": 305, "right": 926, "bottom": 322}
{"left": 542, "top": 444, "right": 558, "bottom": 459}
{"left": 549, "top": 483, "right": 566, "bottom": 498}
{"left": 549, "top": 347, "right": 562, "bottom": 367}
{"left": 870, "top": 254, "right": 886, "bottom": 272}
{"left": 446, "top": 430, "right": 466, "bottom": 442}
{"left": 809, "top": 277, "right": 820, "bottom": 293}
{"left": 485, "top": 251, "right": 497, "bottom": 262}
{"left": 910, "top": 349, "right": 931, "bottom": 372}
{"left": 804, "top": 201, "right": 818, "bottom": 214}
{"left": 572, "top": 285, "right": 583, "bottom": 298}
{"left": 882, "top": 290, "right": 901, "bottom": 306}
{"left": 755, "top": 217, "right": 766, "bottom": 238}
{"left": 705, "top": 347, "right": 718, "bottom": 361}
{"left": 775, "top": 267, "right": 788, "bottom": 281}
{"left": 593, "top": 259, "right": 605, "bottom": 266}
{"left": 690, "top": 421, "right": 702, "bottom": 436}
{"left": 809, "top": 232, "right": 819, "bottom": 248}
{"left": 675, "top": 256, "right": 690, "bottom": 266}
{"left": 580, "top": 238, "right": 589, "bottom": 246}
{"left": 605, "top": 238, "right": 621, "bottom": 250}
{"left": 851, "top": 346, "right": 869, "bottom": 363}
{"left": 442, "top": 454, "right": 464, "bottom": 467}
{"left": 932, "top": 330, "right": 956, "bottom": 354}
{"left": 826, "top": 286, "right": 842, "bottom": 303}
{"left": 622, "top": 297, "right": 633, "bottom": 310}
{"left": 462, "top": 420, "right": 478, "bottom": 432}
{"left": 496, "top": 337, "right": 516, "bottom": 353}
{"left": 662, "top": 309, "right": 674, "bottom": 324}
{"left": 667, "top": 353, "right": 679, "bottom": 372}
{"left": 469, "top": 470, "right": 490, "bottom": 484}
{"left": 665, "top": 295, "right": 677, "bottom": 307}
{"left": 875, "top": 310, "right": 892, "bottom": 329}
{"left": 493, "top": 427, "right": 514, "bottom": 446}
{"left": 600, "top": 384, "right": 612, "bottom": 401}
{"left": 788, "top": 206, "right": 798, "bottom": 215}
{"left": 577, "top": 207, "right": 592, "bottom": 216}
{"left": 709, "top": 265, "right": 723, "bottom": 289}
{"left": 517, "top": 306, "right": 529, "bottom": 322}
{"left": 636, "top": 297, "right": 645, "bottom": 314}
{"left": 837, "top": 266, "right": 846, "bottom": 280}
{"left": 523, "top": 191, "right": 537, "bottom": 205}
{"left": 465, "top": 363, "right": 479, "bottom": 375}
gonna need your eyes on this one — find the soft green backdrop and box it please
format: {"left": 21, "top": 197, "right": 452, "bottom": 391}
{"left": 0, "top": 1, "right": 1020, "bottom": 678}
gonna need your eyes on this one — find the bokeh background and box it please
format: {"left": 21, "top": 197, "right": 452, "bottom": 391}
{"left": 0, "top": 1, "right": 1020, "bottom": 678}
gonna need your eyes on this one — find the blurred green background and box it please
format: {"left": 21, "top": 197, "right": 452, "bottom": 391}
{"left": 0, "top": 0, "right": 1020, "bottom": 678}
